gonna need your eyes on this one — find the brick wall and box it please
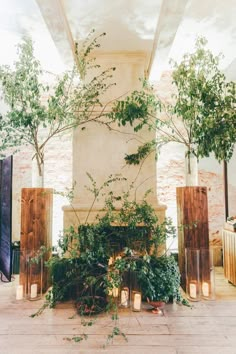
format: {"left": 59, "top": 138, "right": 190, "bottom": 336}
{"left": 154, "top": 72, "right": 236, "bottom": 249}
{"left": 9, "top": 70, "right": 235, "bottom": 250}
{"left": 11, "top": 132, "right": 72, "bottom": 245}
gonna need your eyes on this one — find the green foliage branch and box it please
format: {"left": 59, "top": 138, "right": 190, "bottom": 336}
{"left": 0, "top": 30, "right": 115, "bottom": 176}
{"left": 109, "top": 37, "right": 236, "bottom": 165}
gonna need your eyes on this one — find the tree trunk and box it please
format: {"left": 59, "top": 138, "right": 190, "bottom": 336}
{"left": 185, "top": 149, "right": 198, "bottom": 186}
{"left": 32, "top": 157, "right": 44, "bottom": 187}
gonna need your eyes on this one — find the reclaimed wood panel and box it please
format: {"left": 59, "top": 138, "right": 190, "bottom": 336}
{"left": 176, "top": 186, "right": 209, "bottom": 290}
{"left": 222, "top": 229, "right": 236, "bottom": 285}
{"left": 20, "top": 188, "right": 53, "bottom": 295}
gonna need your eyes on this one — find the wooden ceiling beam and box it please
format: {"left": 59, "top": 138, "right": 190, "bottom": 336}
{"left": 147, "top": 0, "right": 188, "bottom": 80}
{"left": 35, "top": 0, "right": 76, "bottom": 66}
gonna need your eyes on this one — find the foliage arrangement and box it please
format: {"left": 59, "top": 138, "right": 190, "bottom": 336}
{"left": 137, "top": 254, "right": 182, "bottom": 302}
{"left": 38, "top": 176, "right": 178, "bottom": 305}
{"left": 113, "top": 251, "right": 182, "bottom": 303}
{"left": 0, "top": 28, "right": 196, "bottom": 345}
{"left": 0, "top": 30, "right": 115, "bottom": 179}
{"left": 31, "top": 175, "right": 187, "bottom": 345}
{"left": 109, "top": 37, "right": 236, "bottom": 165}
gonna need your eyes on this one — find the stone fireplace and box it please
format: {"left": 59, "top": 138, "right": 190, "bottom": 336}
{"left": 63, "top": 52, "right": 166, "bottom": 228}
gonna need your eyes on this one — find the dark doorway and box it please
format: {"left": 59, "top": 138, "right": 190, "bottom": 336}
{"left": 0, "top": 156, "right": 13, "bottom": 281}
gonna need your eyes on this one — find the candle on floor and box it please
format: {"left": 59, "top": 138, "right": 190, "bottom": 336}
{"left": 30, "top": 284, "right": 38, "bottom": 299}
{"left": 133, "top": 292, "right": 141, "bottom": 311}
{"left": 189, "top": 282, "right": 197, "bottom": 299}
{"left": 112, "top": 287, "right": 119, "bottom": 298}
{"left": 16, "top": 285, "right": 23, "bottom": 300}
{"left": 121, "top": 287, "right": 129, "bottom": 307}
{"left": 202, "top": 282, "right": 209, "bottom": 297}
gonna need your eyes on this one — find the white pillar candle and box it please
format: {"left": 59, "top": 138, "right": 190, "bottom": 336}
{"left": 121, "top": 288, "right": 129, "bottom": 307}
{"left": 30, "top": 284, "right": 38, "bottom": 299}
{"left": 189, "top": 282, "right": 197, "bottom": 299}
{"left": 133, "top": 293, "right": 141, "bottom": 311}
{"left": 112, "top": 287, "right": 119, "bottom": 298}
{"left": 16, "top": 285, "right": 23, "bottom": 300}
{"left": 202, "top": 282, "right": 209, "bottom": 297}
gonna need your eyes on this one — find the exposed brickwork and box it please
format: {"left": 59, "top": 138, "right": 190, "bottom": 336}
{"left": 154, "top": 72, "right": 235, "bottom": 247}
{"left": 11, "top": 132, "right": 72, "bottom": 245}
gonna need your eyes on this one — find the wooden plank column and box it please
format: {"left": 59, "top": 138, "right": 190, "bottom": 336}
{"left": 222, "top": 229, "right": 236, "bottom": 285}
{"left": 176, "top": 186, "right": 209, "bottom": 291}
{"left": 20, "top": 188, "right": 53, "bottom": 295}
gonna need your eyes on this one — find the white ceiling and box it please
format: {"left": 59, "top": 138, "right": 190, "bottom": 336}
{"left": 0, "top": 0, "right": 235, "bottom": 80}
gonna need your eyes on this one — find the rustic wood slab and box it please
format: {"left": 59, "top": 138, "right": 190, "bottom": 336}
{"left": 222, "top": 229, "right": 236, "bottom": 285}
{"left": 20, "top": 188, "right": 53, "bottom": 295}
{"left": 176, "top": 186, "right": 209, "bottom": 291}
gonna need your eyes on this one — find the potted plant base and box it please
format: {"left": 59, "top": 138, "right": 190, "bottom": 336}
{"left": 20, "top": 188, "right": 53, "bottom": 295}
{"left": 147, "top": 298, "right": 165, "bottom": 314}
{"left": 176, "top": 186, "right": 210, "bottom": 291}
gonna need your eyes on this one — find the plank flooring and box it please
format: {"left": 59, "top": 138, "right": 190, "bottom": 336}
{"left": 1, "top": 267, "right": 236, "bottom": 354}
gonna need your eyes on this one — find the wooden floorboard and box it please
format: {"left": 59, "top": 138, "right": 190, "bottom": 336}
{"left": 1, "top": 267, "right": 236, "bottom": 354}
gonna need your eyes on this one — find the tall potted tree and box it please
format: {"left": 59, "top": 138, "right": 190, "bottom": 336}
{"left": 0, "top": 30, "right": 116, "bottom": 294}
{"left": 109, "top": 37, "right": 236, "bottom": 182}
{"left": 109, "top": 37, "right": 236, "bottom": 290}
{"left": 0, "top": 30, "right": 115, "bottom": 187}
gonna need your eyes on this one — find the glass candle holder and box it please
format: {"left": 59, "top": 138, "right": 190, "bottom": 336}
{"left": 131, "top": 291, "right": 142, "bottom": 312}
{"left": 120, "top": 286, "right": 129, "bottom": 308}
{"left": 119, "top": 270, "right": 130, "bottom": 307}
{"left": 20, "top": 250, "right": 43, "bottom": 301}
{"left": 200, "top": 248, "right": 215, "bottom": 300}
{"left": 130, "top": 270, "right": 142, "bottom": 311}
{"left": 27, "top": 254, "right": 43, "bottom": 300}
{"left": 185, "top": 248, "right": 201, "bottom": 301}
{"left": 112, "top": 286, "right": 119, "bottom": 298}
